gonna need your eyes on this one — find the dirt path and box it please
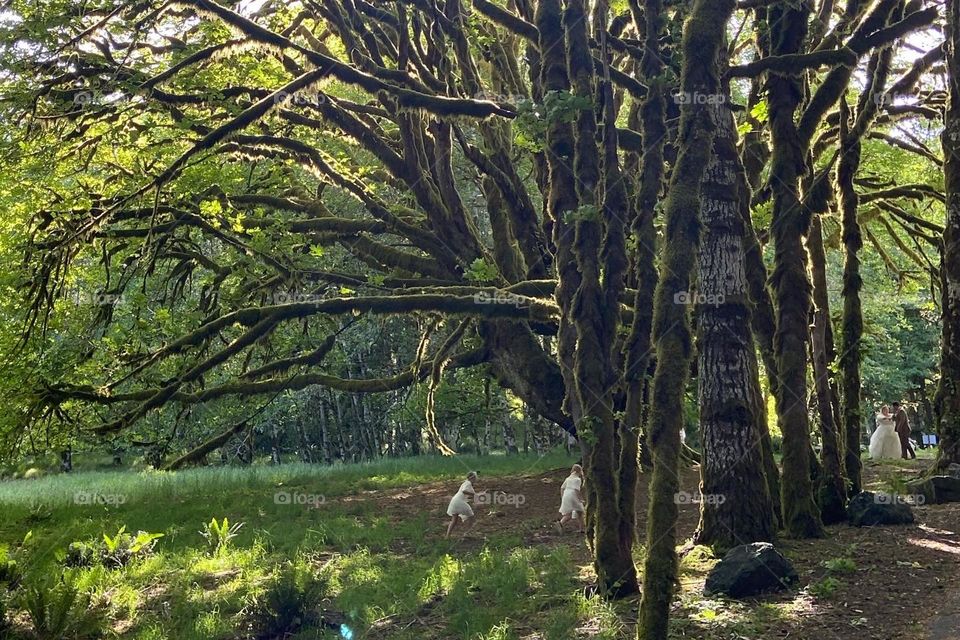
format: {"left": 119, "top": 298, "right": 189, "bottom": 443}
{"left": 928, "top": 585, "right": 960, "bottom": 640}
{"left": 346, "top": 460, "right": 960, "bottom": 639}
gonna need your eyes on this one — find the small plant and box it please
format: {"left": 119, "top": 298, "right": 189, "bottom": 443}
{"left": 822, "top": 557, "right": 857, "bottom": 574}
{"left": 808, "top": 576, "right": 842, "bottom": 599}
{"left": 200, "top": 517, "right": 244, "bottom": 556}
{"left": 63, "top": 541, "right": 97, "bottom": 569}
{"left": 18, "top": 571, "right": 104, "bottom": 639}
{"left": 61, "top": 527, "right": 163, "bottom": 569}
{"left": 244, "top": 563, "right": 329, "bottom": 639}
{"left": 102, "top": 526, "right": 164, "bottom": 568}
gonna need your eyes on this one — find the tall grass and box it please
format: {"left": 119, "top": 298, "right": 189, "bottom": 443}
{"left": 0, "top": 450, "right": 576, "bottom": 506}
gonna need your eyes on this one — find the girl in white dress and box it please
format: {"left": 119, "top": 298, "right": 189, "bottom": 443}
{"left": 869, "top": 405, "right": 902, "bottom": 460}
{"left": 557, "top": 464, "right": 585, "bottom": 533}
{"left": 445, "top": 471, "right": 477, "bottom": 538}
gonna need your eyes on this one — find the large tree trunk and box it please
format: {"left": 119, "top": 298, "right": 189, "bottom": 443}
{"left": 938, "top": 0, "right": 960, "bottom": 470}
{"left": 694, "top": 89, "right": 775, "bottom": 552}
{"left": 638, "top": 1, "right": 736, "bottom": 636}
{"left": 765, "top": 0, "right": 825, "bottom": 539}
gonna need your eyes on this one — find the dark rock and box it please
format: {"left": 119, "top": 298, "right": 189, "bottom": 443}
{"left": 931, "top": 476, "right": 960, "bottom": 503}
{"left": 846, "top": 491, "right": 914, "bottom": 527}
{"left": 907, "top": 476, "right": 960, "bottom": 504}
{"left": 704, "top": 543, "right": 798, "bottom": 598}
{"left": 906, "top": 479, "right": 937, "bottom": 505}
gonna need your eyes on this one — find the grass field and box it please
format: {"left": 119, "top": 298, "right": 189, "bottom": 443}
{"left": 1, "top": 449, "right": 956, "bottom": 640}
{"left": 0, "top": 451, "right": 596, "bottom": 640}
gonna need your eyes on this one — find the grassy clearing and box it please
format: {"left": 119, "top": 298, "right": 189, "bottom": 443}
{"left": 0, "top": 451, "right": 574, "bottom": 506}
{"left": 3, "top": 453, "right": 934, "bottom": 639}
{"left": 0, "top": 451, "right": 601, "bottom": 640}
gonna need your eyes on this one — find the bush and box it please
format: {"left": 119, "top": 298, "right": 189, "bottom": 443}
{"left": 245, "top": 563, "right": 330, "bottom": 639}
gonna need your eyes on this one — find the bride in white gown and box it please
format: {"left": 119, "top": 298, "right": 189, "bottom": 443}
{"left": 869, "top": 406, "right": 902, "bottom": 460}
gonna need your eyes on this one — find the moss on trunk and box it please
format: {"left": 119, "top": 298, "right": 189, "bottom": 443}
{"left": 765, "top": 0, "right": 825, "bottom": 539}
{"left": 937, "top": 0, "right": 960, "bottom": 470}
{"left": 637, "top": 0, "right": 737, "bottom": 636}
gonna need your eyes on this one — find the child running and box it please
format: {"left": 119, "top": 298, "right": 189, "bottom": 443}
{"left": 557, "top": 464, "right": 585, "bottom": 533}
{"left": 445, "top": 471, "right": 478, "bottom": 538}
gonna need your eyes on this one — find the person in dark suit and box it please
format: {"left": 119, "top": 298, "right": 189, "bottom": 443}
{"left": 893, "top": 401, "right": 916, "bottom": 460}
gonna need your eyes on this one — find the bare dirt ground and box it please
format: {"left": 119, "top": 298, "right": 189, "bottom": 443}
{"left": 356, "top": 458, "right": 960, "bottom": 640}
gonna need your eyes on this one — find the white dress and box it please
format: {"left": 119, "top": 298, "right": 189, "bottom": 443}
{"left": 559, "top": 475, "right": 585, "bottom": 518}
{"left": 447, "top": 480, "right": 475, "bottom": 521}
{"left": 869, "top": 414, "right": 902, "bottom": 460}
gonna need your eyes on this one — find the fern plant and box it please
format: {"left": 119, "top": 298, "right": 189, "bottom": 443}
{"left": 200, "top": 517, "right": 243, "bottom": 556}
{"left": 245, "top": 563, "right": 329, "bottom": 639}
{"left": 102, "top": 527, "right": 164, "bottom": 568}
{"left": 19, "top": 571, "right": 103, "bottom": 639}
{"left": 62, "top": 527, "right": 163, "bottom": 569}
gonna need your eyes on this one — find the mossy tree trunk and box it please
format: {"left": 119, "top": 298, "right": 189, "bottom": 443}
{"left": 938, "top": 0, "right": 960, "bottom": 470}
{"left": 619, "top": 0, "right": 667, "bottom": 551}
{"left": 637, "top": 0, "right": 737, "bottom": 636}
{"left": 693, "top": 82, "right": 776, "bottom": 552}
{"left": 566, "top": 0, "right": 639, "bottom": 599}
{"left": 807, "top": 194, "right": 847, "bottom": 522}
{"left": 765, "top": 0, "right": 825, "bottom": 539}
{"left": 838, "top": 26, "right": 897, "bottom": 488}
{"left": 810, "top": 309, "right": 848, "bottom": 523}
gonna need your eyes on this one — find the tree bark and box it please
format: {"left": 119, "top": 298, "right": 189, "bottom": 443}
{"left": 693, "top": 89, "right": 776, "bottom": 552}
